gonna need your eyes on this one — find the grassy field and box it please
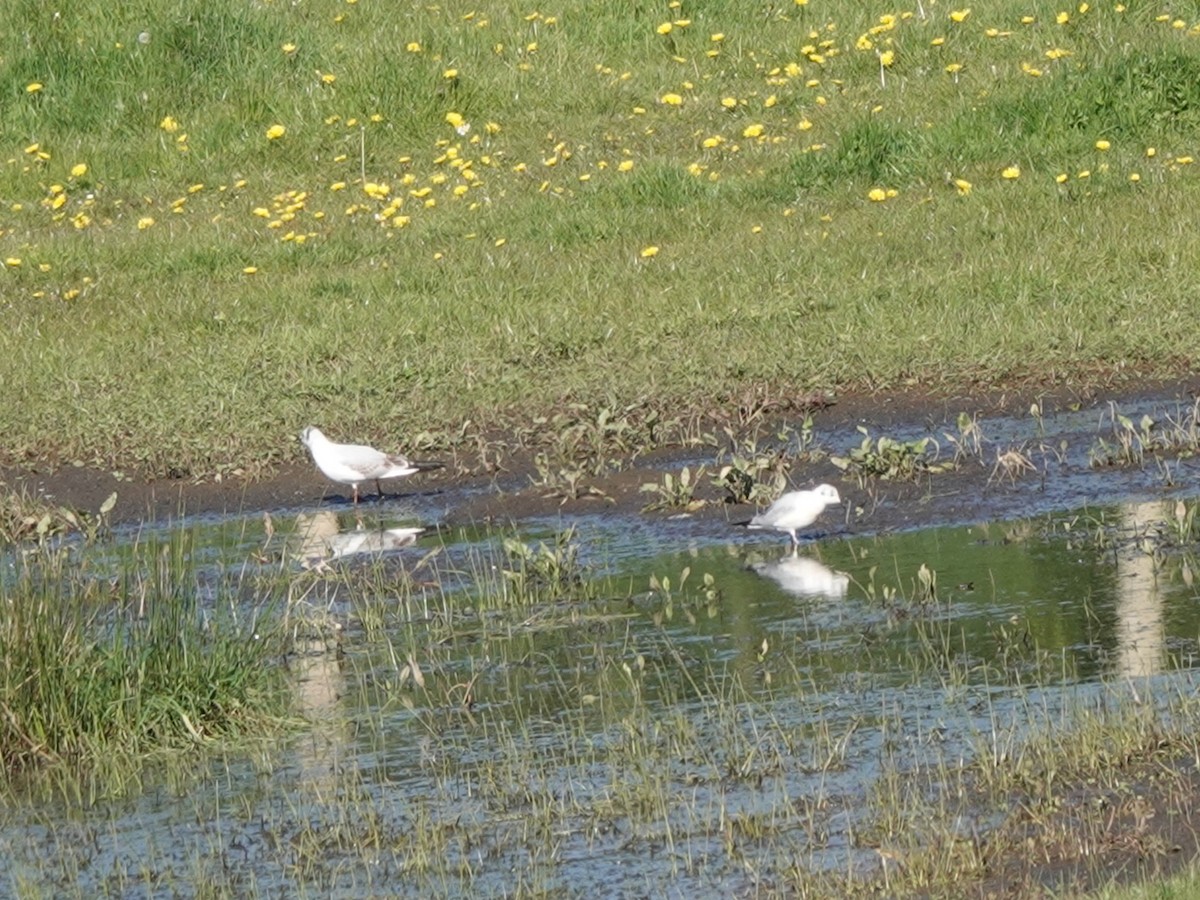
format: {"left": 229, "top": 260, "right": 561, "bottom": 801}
{"left": 3, "top": 0, "right": 1200, "bottom": 478}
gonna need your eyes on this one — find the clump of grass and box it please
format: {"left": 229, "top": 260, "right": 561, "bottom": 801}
{"left": 0, "top": 541, "right": 291, "bottom": 780}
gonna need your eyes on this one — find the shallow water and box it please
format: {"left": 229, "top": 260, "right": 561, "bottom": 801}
{"left": 3, "top": 486, "right": 1200, "bottom": 896}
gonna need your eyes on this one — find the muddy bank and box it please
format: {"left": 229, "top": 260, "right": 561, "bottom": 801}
{"left": 6, "top": 380, "right": 1200, "bottom": 534}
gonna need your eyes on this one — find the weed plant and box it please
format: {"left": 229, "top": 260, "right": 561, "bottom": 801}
{"left": 2, "top": 2, "right": 1200, "bottom": 478}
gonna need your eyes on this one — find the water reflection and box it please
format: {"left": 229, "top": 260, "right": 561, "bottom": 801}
{"left": 294, "top": 509, "right": 424, "bottom": 569}
{"left": 1114, "top": 499, "right": 1168, "bottom": 678}
{"left": 750, "top": 549, "right": 850, "bottom": 599}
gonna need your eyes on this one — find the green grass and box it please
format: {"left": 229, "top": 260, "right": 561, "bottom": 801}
{"left": 3, "top": 1, "right": 1200, "bottom": 477}
{"left": 0, "top": 537, "right": 292, "bottom": 782}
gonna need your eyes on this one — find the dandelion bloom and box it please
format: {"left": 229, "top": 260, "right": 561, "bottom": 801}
{"left": 1056, "top": 173, "right": 1068, "bottom": 183}
{"left": 867, "top": 187, "right": 887, "bottom": 201}
{"left": 1056, "top": 11, "right": 1069, "bottom": 24}
{"left": 266, "top": 124, "right": 286, "bottom": 140}
{"left": 1002, "top": 165, "right": 1020, "bottom": 179}
{"left": 950, "top": 9, "right": 971, "bottom": 22}
{"left": 26, "top": 82, "right": 44, "bottom": 93}
{"left": 1095, "top": 139, "right": 1110, "bottom": 151}
{"left": 243, "top": 266, "right": 258, "bottom": 275}
{"left": 742, "top": 123, "right": 765, "bottom": 138}
{"left": 406, "top": 41, "right": 421, "bottom": 52}
{"left": 70, "top": 163, "right": 88, "bottom": 178}
{"left": 879, "top": 50, "right": 895, "bottom": 67}
{"left": 137, "top": 217, "right": 155, "bottom": 229}
{"left": 656, "top": 22, "right": 672, "bottom": 35}
{"left": 640, "top": 246, "right": 659, "bottom": 257}
{"left": 618, "top": 160, "right": 634, "bottom": 172}
{"left": 4, "top": 257, "right": 21, "bottom": 268}
{"left": 660, "top": 93, "right": 683, "bottom": 106}
{"left": 954, "top": 178, "right": 972, "bottom": 195}
{"left": 160, "top": 116, "right": 180, "bottom": 132}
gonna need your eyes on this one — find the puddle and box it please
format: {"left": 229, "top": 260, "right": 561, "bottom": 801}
{"left": 2, "top": 483, "right": 1199, "bottom": 895}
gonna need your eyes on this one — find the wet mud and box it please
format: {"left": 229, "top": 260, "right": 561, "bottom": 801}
{"left": 9, "top": 380, "right": 1199, "bottom": 539}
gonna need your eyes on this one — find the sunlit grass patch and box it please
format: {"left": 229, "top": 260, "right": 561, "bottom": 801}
{"left": 2, "top": 1, "right": 1200, "bottom": 477}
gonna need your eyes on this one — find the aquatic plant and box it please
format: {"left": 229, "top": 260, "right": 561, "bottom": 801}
{"left": 640, "top": 465, "right": 706, "bottom": 512}
{"left": 0, "top": 487, "right": 116, "bottom": 546}
{"left": 831, "top": 428, "right": 952, "bottom": 484}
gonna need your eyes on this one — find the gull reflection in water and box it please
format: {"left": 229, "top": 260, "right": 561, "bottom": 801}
{"left": 751, "top": 550, "right": 850, "bottom": 600}
{"left": 295, "top": 509, "right": 425, "bottom": 570}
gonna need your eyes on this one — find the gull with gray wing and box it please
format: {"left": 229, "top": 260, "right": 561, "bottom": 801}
{"left": 301, "top": 426, "right": 443, "bottom": 504}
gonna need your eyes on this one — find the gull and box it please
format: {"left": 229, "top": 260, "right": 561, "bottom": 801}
{"left": 746, "top": 483, "right": 841, "bottom": 547}
{"left": 301, "top": 426, "right": 443, "bottom": 504}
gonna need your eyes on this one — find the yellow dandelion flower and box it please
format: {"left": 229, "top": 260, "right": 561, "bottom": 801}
{"left": 1056, "top": 11, "right": 1069, "bottom": 24}
{"left": 954, "top": 178, "right": 972, "bottom": 195}
{"left": 406, "top": 41, "right": 422, "bottom": 52}
{"left": 711, "top": 33, "right": 725, "bottom": 42}
{"left": 445, "top": 111, "right": 465, "bottom": 128}
{"left": 26, "top": 82, "right": 44, "bottom": 94}
{"left": 70, "top": 163, "right": 88, "bottom": 178}
{"left": 1146, "top": 147, "right": 1157, "bottom": 158}
{"left": 4, "top": 257, "right": 21, "bottom": 268}
{"left": 1055, "top": 173, "right": 1069, "bottom": 183}
{"left": 282, "top": 42, "right": 297, "bottom": 54}
{"left": 1176, "top": 156, "right": 1194, "bottom": 165}
{"left": 1095, "top": 139, "right": 1110, "bottom": 151}
{"left": 742, "top": 123, "right": 764, "bottom": 138}
{"left": 950, "top": 9, "right": 971, "bottom": 23}
{"left": 879, "top": 50, "right": 895, "bottom": 67}
{"left": 867, "top": 187, "right": 888, "bottom": 202}
{"left": 1129, "top": 172, "right": 1141, "bottom": 182}
{"left": 243, "top": 266, "right": 258, "bottom": 275}
{"left": 945, "top": 62, "right": 964, "bottom": 74}
{"left": 660, "top": 93, "right": 683, "bottom": 106}
{"left": 931, "top": 36, "right": 945, "bottom": 46}
{"left": 137, "top": 217, "right": 155, "bottom": 229}
{"left": 1002, "top": 165, "right": 1020, "bottom": 179}
{"left": 160, "top": 116, "right": 179, "bottom": 133}
{"left": 443, "top": 68, "right": 458, "bottom": 79}
{"left": 640, "top": 246, "right": 659, "bottom": 258}
{"left": 618, "top": 160, "right": 634, "bottom": 172}
{"left": 656, "top": 22, "right": 673, "bottom": 35}
{"left": 266, "top": 124, "right": 286, "bottom": 140}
